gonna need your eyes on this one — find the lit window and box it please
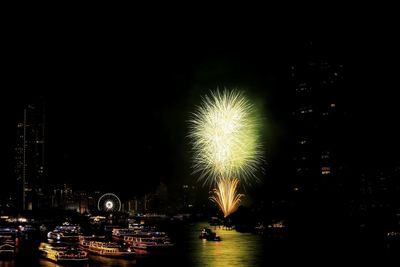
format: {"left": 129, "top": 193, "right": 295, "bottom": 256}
{"left": 296, "top": 82, "right": 309, "bottom": 93}
{"left": 330, "top": 103, "right": 336, "bottom": 108}
{"left": 321, "top": 166, "right": 331, "bottom": 175}
{"left": 321, "top": 151, "right": 330, "bottom": 159}
{"left": 299, "top": 106, "right": 313, "bottom": 114}
{"left": 299, "top": 140, "right": 307, "bottom": 145}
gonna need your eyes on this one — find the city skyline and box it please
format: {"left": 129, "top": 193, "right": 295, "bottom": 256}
{"left": 1, "top": 20, "right": 400, "bottom": 265}
{"left": 1, "top": 35, "right": 400, "bottom": 202}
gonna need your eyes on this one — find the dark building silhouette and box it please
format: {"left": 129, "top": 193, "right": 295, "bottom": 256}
{"left": 181, "top": 184, "right": 197, "bottom": 212}
{"left": 286, "top": 42, "right": 352, "bottom": 256}
{"left": 351, "top": 166, "right": 400, "bottom": 229}
{"left": 155, "top": 182, "right": 168, "bottom": 213}
{"left": 51, "top": 184, "right": 73, "bottom": 209}
{"left": 15, "top": 100, "right": 46, "bottom": 210}
{"left": 289, "top": 42, "right": 345, "bottom": 195}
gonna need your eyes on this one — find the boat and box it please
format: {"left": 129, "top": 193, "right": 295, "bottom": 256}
{"left": 112, "top": 227, "right": 174, "bottom": 250}
{"left": 199, "top": 228, "right": 221, "bottom": 241}
{"left": 0, "top": 227, "right": 16, "bottom": 257}
{"left": 87, "top": 241, "right": 135, "bottom": 258}
{"left": 386, "top": 230, "right": 400, "bottom": 249}
{"left": 47, "top": 223, "right": 82, "bottom": 242}
{"left": 264, "top": 220, "right": 287, "bottom": 238}
{"left": 0, "top": 236, "right": 15, "bottom": 256}
{"left": 39, "top": 242, "right": 88, "bottom": 264}
{"left": 112, "top": 227, "right": 167, "bottom": 239}
{"left": 112, "top": 228, "right": 138, "bottom": 238}
{"left": 123, "top": 236, "right": 174, "bottom": 250}
{"left": 254, "top": 223, "right": 266, "bottom": 235}
{"left": 0, "top": 227, "right": 17, "bottom": 236}
{"left": 79, "top": 235, "right": 106, "bottom": 249}
{"left": 18, "top": 224, "right": 37, "bottom": 234}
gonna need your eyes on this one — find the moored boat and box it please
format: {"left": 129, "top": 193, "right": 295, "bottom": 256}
{"left": 199, "top": 228, "right": 221, "bottom": 241}
{"left": 79, "top": 235, "right": 106, "bottom": 249}
{"left": 0, "top": 227, "right": 16, "bottom": 257}
{"left": 123, "top": 236, "right": 174, "bottom": 250}
{"left": 87, "top": 241, "right": 135, "bottom": 258}
{"left": 39, "top": 242, "right": 88, "bottom": 264}
{"left": 112, "top": 228, "right": 167, "bottom": 239}
{"left": 0, "top": 237, "right": 15, "bottom": 256}
{"left": 47, "top": 223, "right": 82, "bottom": 242}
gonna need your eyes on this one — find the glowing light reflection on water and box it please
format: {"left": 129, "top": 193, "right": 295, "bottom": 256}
{"left": 185, "top": 223, "right": 264, "bottom": 267}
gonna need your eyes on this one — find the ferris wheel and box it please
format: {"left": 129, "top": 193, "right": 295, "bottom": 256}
{"left": 98, "top": 193, "right": 121, "bottom": 212}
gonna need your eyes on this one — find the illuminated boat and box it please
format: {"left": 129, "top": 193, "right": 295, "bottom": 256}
{"left": 199, "top": 228, "right": 221, "bottom": 241}
{"left": 112, "top": 227, "right": 167, "bottom": 239}
{"left": 39, "top": 242, "right": 88, "bottom": 264}
{"left": 47, "top": 223, "right": 82, "bottom": 242}
{"left": 0, "top": 237, "right": 15, "bottom": 256}
{"left": 123, "top": 236, "right": 174, "bottom": 250}
{"left": 0, "top": 227, "right": 16, "bottom": 257}
{"left": 87, "top": 241, "right": 135, "bottom": 258}
{"left": 79, "top": 235, "right": 106, "bottom": 248}
{"left": 112, "top": 227, "right": 174, "bottom": 250}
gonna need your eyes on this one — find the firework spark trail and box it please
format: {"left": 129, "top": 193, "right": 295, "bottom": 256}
{"left": 188, "top": 90, "right": 263, "bottom": 185}
{"left": 209, "top": 177, "right": 243, "bottom": 218}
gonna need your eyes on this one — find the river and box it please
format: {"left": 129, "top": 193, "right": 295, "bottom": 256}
{"left": 0, "top": 222, "right": 271, "bottom": 267}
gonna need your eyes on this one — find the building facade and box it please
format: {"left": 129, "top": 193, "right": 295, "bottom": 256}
{"left": 15, "top": 100, "right": 46, "bottom": 210}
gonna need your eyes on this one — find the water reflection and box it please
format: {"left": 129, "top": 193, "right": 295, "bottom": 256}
{"left": 38, "top": 259, "right": 89, "bottom": 267}
{"left": 186, "top": 224, "right": 264, "bottom": 267}
{"left": 0, "top": 260, "right": 14, "bottom": 267}
{"left": 88, "top": 255, "right": 136, "bottom": 267}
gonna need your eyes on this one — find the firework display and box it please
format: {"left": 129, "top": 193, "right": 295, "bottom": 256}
{"left": 188, "top": 90, "right": 263, "bottom": 185}
{"left": 209, "top": 178, "right": 243, "bottom": 217}
{"left": 189, "top": 89, "right": 263, "bottom": 217}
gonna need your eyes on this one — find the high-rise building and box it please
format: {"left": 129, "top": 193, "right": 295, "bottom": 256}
{"left": 15, "top": 100, "right": 46, "bottom": 210}
{"left": 181, "top": 184, "right": 196, "bottom": 211}
{"left": 353, "top": 166, "right": 400, "bottom": 222}
{"left": 50, "top": 184, "right": 89, "bottom": 214}
{"left": 289, "top": 42, "right": 345, "bottom": 194}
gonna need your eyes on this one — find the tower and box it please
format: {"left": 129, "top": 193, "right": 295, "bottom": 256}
{"left": 15, "top": 99, "right": 45, "bottom": 210}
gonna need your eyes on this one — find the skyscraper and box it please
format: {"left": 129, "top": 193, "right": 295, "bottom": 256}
{"left": 289, "top": 42, "right": 345, "bottom": 195}
{"left": 15, "top": 99, "right": 46, "bottom": 210}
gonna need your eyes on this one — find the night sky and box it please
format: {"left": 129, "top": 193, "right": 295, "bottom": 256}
{"left": 1, "top": 22, "right": 399, "bottom": 199}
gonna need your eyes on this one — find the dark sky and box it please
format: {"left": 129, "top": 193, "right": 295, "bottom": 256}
{"left": 1, "top": 21, "right": 399, "bottom": 198}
